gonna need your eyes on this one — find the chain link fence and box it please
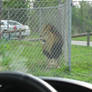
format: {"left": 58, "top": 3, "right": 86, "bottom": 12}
{"left": 0, "top": 0, "right": 71, "bottom": 77}
{"left": 0, "top": 0, "right": 92, "bottom": 84}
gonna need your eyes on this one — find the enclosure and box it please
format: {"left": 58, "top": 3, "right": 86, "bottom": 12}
{"left": 0, "top": 0, "right": 71, "bottom": 76}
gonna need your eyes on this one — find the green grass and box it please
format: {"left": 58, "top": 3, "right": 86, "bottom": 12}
{"left": 0, "top": 39, "right": 47, "bottom": 72}
{"left": 27, "top": 33, "right": 40, "bottom": 39}
{"left": 71, "top": 45, "right": 92, "bottom": 83}
{"left": 0, "top": 39, "right": 92, "bottom": 83}
{"left": 72, "top": 36, "right": 92, "bottom": 41}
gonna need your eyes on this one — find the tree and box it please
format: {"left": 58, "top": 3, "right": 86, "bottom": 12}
{"left": 2, "top": 0, "right": 30, "bottom": 24}
{"left": 33, "top": 0, "right": 61, "bottom": 8}
{"left": 3, "top": 0, "right": 30, "bottom": 8}
{"left": 72, "top": 1, "right": 92, "bottom": 34}
{"left": 72, "top": 5, "right": 82, "bottom": 34}
{"left": 80, "top": 1, "right": 92, "bottom": 32}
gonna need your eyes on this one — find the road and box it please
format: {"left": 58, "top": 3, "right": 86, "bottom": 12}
{"left": 72, "top": 40, "right": 92, "bottom": 46}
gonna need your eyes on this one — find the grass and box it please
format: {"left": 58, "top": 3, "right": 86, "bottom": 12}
{"left": 0, "top": 39, "right": 46, "bottom": 72}
{"left": 71, "top": 45, "right": 92, "bottom": 83}
{"left": 0, "top": 39, "right": 92, "bottom": 83}
{"left": 72, "top": 36, "right": 92, "bottom": 41}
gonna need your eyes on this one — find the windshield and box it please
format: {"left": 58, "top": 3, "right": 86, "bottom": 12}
{"left": 0, "top": 0, "right": 92, "bottom": 85}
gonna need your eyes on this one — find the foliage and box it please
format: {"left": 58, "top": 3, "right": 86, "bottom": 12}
{"left": 72, "top": 6, "right": 82, "bottom": 34}
{"left": 3, "top": 0, "right": 30, "bottom": 8}
{"left": 72, "top": 1, "right": 92, "bottom": 35}
{"left": 2, "top": 0, "right": 30, "bottom": 24}
{"left": 33, "top": 0, "right": 66, "bottom": 8}
{"left": 33, "top": 0, "right": 59, "bottom": 7}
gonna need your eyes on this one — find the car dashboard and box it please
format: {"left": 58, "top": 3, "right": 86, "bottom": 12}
{"left": 0, "top": 72, "right": 92, "bottom": 92}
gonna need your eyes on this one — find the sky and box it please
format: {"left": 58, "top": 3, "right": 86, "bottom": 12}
{"left": 72, "top": 0, "right": 92, "bottom": 8}
{"left": 73, "top": 0, "right": 92, "bottom": 1}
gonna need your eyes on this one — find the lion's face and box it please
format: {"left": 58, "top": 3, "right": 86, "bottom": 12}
{"left": 40, "top": 25, "right": 55, "bottom": 52}
{"left": 41, "top": 25, "right": 52, "bottom": 39}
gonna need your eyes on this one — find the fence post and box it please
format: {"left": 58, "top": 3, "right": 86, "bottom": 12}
{"left": 87, "top": 31, "right": 90, "bottom": 46}
{"left": 68, "top": 0, "right": 72, "bottom": 72}
{"left": 0, "top": 0, "right": 2, "bottom": 19}
{"left": 0, "top": 0, "right": 2, "bottom": 39}
{"left": 19, "top": 31, "right": 22, "bottom": 40}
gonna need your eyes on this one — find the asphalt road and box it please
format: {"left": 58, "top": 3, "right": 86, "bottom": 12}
{"left": 72, "top": 40, "right": 92, "bottom": 46}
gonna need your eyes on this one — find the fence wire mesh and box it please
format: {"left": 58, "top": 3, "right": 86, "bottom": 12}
{"left": 0, "top": 0, "right": 70, "bottom": 77}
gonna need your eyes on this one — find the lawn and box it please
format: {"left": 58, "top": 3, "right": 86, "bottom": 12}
{"left": 72, "top": 36, "right": 92, "bottom": 41}
{"left": 0, "top": 39, "right": 92, "bottom": 83}
{"left": 71, "top": 45, "right": 92, "bottom": 83}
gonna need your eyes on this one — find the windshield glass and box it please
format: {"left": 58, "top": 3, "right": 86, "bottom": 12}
{"left": 0, "top": 0, "right": 92, "bottom": 85}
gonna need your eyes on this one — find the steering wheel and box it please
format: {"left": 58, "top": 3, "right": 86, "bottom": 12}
{"left": 0, "top": 72, "right": 57, "bottom": 92}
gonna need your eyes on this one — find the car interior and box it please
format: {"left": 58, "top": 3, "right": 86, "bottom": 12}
{"left": 0, "top": 0, "right": 92, "bottom": 92}
{"left": 0, "top": 72, "right": 91, "bottom": 92}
